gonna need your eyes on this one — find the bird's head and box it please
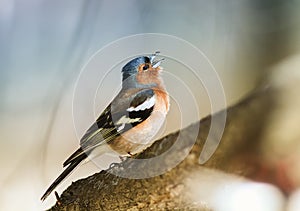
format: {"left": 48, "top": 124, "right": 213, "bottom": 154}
{"left": 121, "top": 52, "right": 164, "bottom": 86}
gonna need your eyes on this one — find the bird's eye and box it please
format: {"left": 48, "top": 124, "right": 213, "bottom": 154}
{"left": 143, "top": 64, "right": 149, "bottom": 70}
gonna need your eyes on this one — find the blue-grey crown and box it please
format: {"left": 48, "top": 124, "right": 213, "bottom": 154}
{"left": 121, "top": 56, "right": 150, "bottom": 81}
{"left": 121, "top": 52, "right": 163, "bottom": 84}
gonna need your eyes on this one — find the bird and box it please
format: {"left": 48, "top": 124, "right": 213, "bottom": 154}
{"left": 41, "top": 52, "right": 169, "bottom": 201}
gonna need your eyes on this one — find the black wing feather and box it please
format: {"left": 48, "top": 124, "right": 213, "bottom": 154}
{"left": 41, "top": 89, "right": 155, "bottom": 201}
{"left": 63, "top": 89, "right": 155, "bottom": 167}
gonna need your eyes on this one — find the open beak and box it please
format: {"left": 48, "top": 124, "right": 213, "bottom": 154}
{"left": 150, "top": 51, "right": 165, "bottom": 68}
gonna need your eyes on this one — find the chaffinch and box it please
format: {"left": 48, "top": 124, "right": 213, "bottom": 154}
{"left": 41, "top": 52, "right": 169, "bottom": 201}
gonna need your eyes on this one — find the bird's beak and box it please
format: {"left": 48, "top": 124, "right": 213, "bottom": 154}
{"left": 152, "top": 58, "right": 165, "bottom": 68}
{"left": 150, "top": 51, "right": 160, "bottom": 63}
{"left": 150, "top": 51, "right": 165, "bottom": 69}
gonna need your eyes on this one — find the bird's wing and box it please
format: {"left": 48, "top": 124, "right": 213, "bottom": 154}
{"left": 63, "top": 88, "right": 155, "bottom": 167}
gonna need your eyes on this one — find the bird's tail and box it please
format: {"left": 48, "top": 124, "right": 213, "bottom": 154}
{"left": 40, "top": 152, "right": 87, "bottom": 201}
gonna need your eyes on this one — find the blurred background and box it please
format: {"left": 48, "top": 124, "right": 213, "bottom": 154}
{"left": 1, "top": 0, "right": 300, "bottom": 210}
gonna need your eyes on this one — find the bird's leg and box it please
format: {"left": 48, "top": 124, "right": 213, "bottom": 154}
{"left": 118, "top": 155, "right": 127, "bottom": 162}
{"left": 117, "top": 152, "right": 133, "bottom": 162}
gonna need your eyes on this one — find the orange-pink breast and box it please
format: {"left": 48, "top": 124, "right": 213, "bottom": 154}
{"left": 109, "top": 89, "right": 169, "bottom": 155}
